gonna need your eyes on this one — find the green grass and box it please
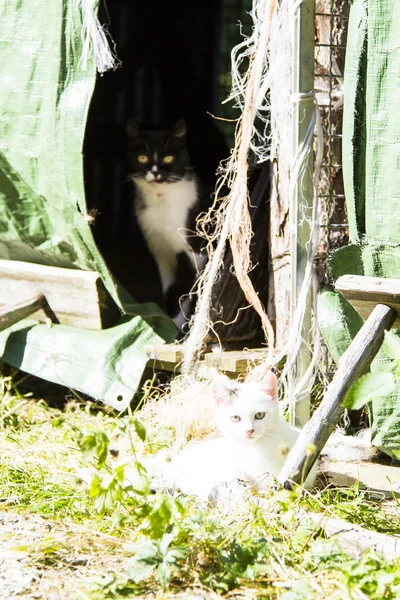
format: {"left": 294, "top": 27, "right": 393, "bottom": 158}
{"left": 1, "top": 373, "right": 400, "bottom": 600}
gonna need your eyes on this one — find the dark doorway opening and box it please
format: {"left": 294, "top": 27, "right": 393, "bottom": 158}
{"left": 85, "top": 1, "right": 227, "bottom": 300}
{"left": 84, "top": 0, "right": 268, "bottom": 343}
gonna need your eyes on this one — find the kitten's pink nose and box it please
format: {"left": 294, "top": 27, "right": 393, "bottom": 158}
{"left": 246, "top": 429, "right": 254, "bottom": 437}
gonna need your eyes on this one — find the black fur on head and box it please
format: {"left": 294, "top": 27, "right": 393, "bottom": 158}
{"left": 126, "top": 119, "right": 193, "bottom": 183}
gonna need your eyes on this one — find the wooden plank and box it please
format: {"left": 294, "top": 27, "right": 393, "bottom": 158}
{"left": 336, "top": 274, "right": 400, "bottom": 327}
{"left": 0, "top": 260, "right": 118, "bottom": 330}
{"left": 302, "top": 510, "right": 400, "bottom": 560}
{"left": 0, "top": 294, "right": 46, "bottom": 331}
{"left": 321, "top": 460, "right": 400, "bottom": 497}
{"left": 144, "top": 345, "right": 271, "bottom": 376}
{"left": 278, "top": 303, "right": 397, "bottom": 488}
{"left": 144, "top": 343, "right": 184, "bottom": 365}
{"left": 144, "top": 343, "right": 186, "bottom": 372}
{"left": 147, "top": 359, "right": 181, "bottom": 373}
{"left": 204, "top": 348, "right": 267, "bottom": 374}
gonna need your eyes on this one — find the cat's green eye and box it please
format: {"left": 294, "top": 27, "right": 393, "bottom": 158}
{"left": 255, "top": 412, "right": 265, "bottom": 420}
{"left": 163, "top": 155, "right": 175, "bottom": 164}
{"left": 230, "top": 415, "right": 241, "bottom": 422}
{"left": 137, "top": 154, "right": 149, "bottom": 164}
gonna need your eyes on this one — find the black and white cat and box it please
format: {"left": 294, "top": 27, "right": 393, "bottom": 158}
{"left": 127, "top": 119, "right": 208, "bottom": 329}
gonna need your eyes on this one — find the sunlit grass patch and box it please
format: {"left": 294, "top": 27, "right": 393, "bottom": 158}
{"left": 301, "top": 484, "right": 400, "bottom": 537}
{"left": 1, "top": 372, "right": 400, "bottom": 599}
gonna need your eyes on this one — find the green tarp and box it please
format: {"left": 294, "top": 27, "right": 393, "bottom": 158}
{"left": 0, "top": 0, "right": 176, "bottom": 408}
{"left": 319, "top": 0, "right": 400, "bottom": 456}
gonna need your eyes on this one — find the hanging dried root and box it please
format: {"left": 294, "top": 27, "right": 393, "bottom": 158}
{"left": 182, "top": 0, "right": 323, "bottom": 421}
{"left": 182, "top": 0, "right": 279, "bottom": 380}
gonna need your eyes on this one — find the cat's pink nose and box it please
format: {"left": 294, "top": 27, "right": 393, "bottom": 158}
{"left": 246, "top": 429, "right": 254, "bottom": 437}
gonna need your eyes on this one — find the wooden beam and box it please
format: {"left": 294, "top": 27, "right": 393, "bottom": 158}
{"left": 144, "top": 345, "right": 270, "bottom": 376}
{"left": 144, "top": 344, "right": 184, "bottom": 372}
{"left": 0, "top": 260, "right": 118, "bottom": 330}
{"left": 336, "top": 274, "right": 400, "bottom": 328}
{"left": 0, "top": 294, "right": 46, "bottom": 331}
{"left": 302, "top": 511, "right": 400, "bottom": 560}
{"left": 144, "top": 344, "right": 184, "bottom": 364}
{"left": 289, "top": 0, "right": 316, "bottom": 427}
{"left": 278, "top": 303, "right": 397, "bottom": 488}
{"left": 321, "top": 460, "right": 400, "bottom": 498}
{"left": 204, "top": 349, "right": 267, "bottom": 374}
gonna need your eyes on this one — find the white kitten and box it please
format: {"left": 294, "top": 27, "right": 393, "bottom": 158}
{"left": 145, "top": 372, "right": 318, "bottom": 501}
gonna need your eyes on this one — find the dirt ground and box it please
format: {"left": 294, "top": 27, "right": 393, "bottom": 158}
{"left": 0, "top": 511, "right": 114, "bottom": 599}
{"left": 0, "top": 511, "right": 215, "bottom": 600}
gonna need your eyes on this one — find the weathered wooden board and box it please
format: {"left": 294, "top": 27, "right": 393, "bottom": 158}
{"left": 147, "top": 360, "right": 181, "bottom": 373}
{"left": 144, "top": 344, "right": 269, "bottom": 375}
{"left": 0, "top": 294, "right": 46, "bottom": 331}
{"left": 204, "top": 348, "right": 267, "bottom": 374}
{"left": 321, "top": 460, "right": 400, "bottom": 497}
{"left": 144, "top": 344, "right": 184, "bottom": 366}
{"left": 336, "top": 274, "right": 400, "bottom": 327}
{"left": 302, "top": 510, "right": 400, "bottom": 560}
{"left": 144, "top": 343, "right": 185, "bottom": 372}
{"left": 0, "top": 260, "right": 119, "bottom": 330}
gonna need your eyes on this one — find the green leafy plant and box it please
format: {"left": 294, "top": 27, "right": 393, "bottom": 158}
{"left": 89, "top": 466, "right": 126, "bottom": 515}
{"left": 343, "top": 330, "right": 400, "bottom": 410}
{"left": 343, "top": 371, "right": 396, "bottom": 409}
{"left": 78, "top": 430, "right": 110, "bottom": 467}
{"left": 125, "top": 532, "right": 190, "bottom": 589}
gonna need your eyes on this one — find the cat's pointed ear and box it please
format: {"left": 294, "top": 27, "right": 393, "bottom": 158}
{"left": 259, "top": 371, "right": 278, "bottom": 401}
{"left": 211, "top": 376, "right": 237, "bottom": 405}
{"left": 171, "top": 119, "right": 186, "bottom": 138}
{"left": 127, "top": 119, "right": 140, "bottom": 138}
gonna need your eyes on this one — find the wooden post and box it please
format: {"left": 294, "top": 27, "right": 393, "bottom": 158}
{"left": 290, "top": 0, "right": 315, "bottom": 427}
{"left": 278, "top": 303, "right": 396, "bottom": 488}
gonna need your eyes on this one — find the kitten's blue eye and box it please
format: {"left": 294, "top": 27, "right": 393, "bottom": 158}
{"left": 230, "top": 415, "right": 241, "bottom": 422}
{"left": 255, "top": 412, "right": 265, "bottom": 420}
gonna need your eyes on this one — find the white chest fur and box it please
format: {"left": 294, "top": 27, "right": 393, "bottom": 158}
{"left": 133, "top": 177, "right": 200, "bottom": 295}
{"left": 134, "top": 178, "right": 198, "bottom": 256}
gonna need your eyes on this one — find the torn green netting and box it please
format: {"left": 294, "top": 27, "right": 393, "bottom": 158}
{"left": 318, "top": 0, "right": 400, "bottom": 456}
{"left": 0, "top": 0, "right": 176, "bottom": 408}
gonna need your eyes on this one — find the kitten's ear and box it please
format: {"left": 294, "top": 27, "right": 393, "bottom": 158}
{"left": 127, "top": 119, "right": 140, "bottom": 138}
{"left": 259, "top": 371, "right": 278, "bottom": 401}
{"left": 211, "top": 376, "right": 237, "bottom": 405}
{"left": 171, "top": 119, "right": 186, "bottom": 138}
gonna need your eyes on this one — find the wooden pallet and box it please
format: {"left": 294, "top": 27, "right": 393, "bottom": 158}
{"left": 144, "top": 343, "right": 268, "bottom": 376}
